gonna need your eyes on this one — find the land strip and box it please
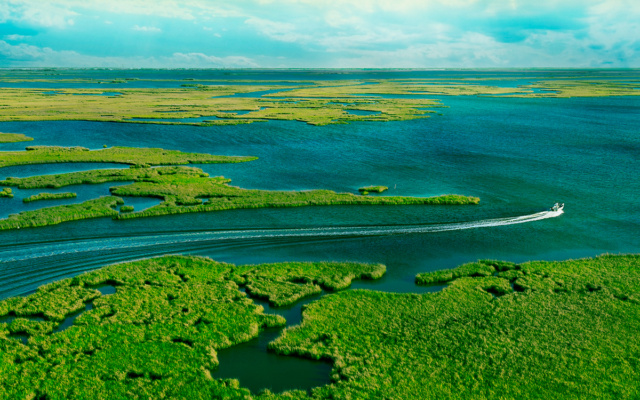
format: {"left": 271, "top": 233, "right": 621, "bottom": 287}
{"left": 0, "top": 166, "right": 478, "bottom": 230}
{"left": 0, "top": 133, "right": 33, "bottom": 143}
{"left": 0, "top": 146, "right": 256, "bottom": 168}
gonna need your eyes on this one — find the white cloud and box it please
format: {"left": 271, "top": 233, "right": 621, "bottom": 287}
{"left": 3, "top": 34, "right": 30, "bottom": 41}
{"left": 0, "top": 0, "right": 639, "bottom": 68}
{"left": 0, "top": 0, "right": 249, "bottom": 24}
{"left": 133, "top": 25, "right": 162, "bottom": 33}
{"left": 245, "top": 17, "right": 311, "bottom": 43}
{"left": 170, "top": 52, "right": 258, "bottom": 67}
{"left": 1, "top": 0, "right": 78, "bottom": 28}
{"left": 0, "top": 40, "right": 258, "bottom": 68}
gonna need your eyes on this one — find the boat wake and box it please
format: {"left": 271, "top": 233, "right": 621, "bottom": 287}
{"left": 0, "top": 209, "right": 563, "bottom": 264}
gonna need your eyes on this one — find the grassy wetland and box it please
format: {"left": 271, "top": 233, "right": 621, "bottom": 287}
{"left": 268, "top": 254, "right": 640, "bottom": 399}
{"left": 0, "top": 132, "right": 33, "bottom": 143}
{"left": 0, "top": 145, "right": 256, "bottom": 168}
{"left": 1, "top": 254, "right": 638, "bottom": 399}
{"left": 0, "top": 255, "right": 383, "bottom": 399}
{"left": 358, "top": 185, "right": 388, "bottom": 195}
{"left": 0, "top": 75, "right": 636, "bottom": 127}
{"left": 0, "top": 160, "right": 478, "bottom": 230}
{"left": 22, "top": 192, "right": 77, "bottom": 203}
{"left": 0, "top": 196, "right": 123, "bottom": 230}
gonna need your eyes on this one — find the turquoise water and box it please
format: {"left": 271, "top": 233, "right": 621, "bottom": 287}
{"left": 0, "top": 70, "right": 639, "bottom": 393}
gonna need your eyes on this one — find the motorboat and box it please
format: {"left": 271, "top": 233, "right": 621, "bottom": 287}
{"left": 550, "top": 203, "right": 564, "bottom": 212}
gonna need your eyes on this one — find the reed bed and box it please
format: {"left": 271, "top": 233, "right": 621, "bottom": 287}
{"left": 0, "top": 255, "right": 385, "bottom": 399}
{"left": 22, "top": 192, "right": 77, "bottom": 203}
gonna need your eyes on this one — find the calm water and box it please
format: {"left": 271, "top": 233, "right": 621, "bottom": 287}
{"left": 1, "top": 70, "right": 639, "bottom": 393}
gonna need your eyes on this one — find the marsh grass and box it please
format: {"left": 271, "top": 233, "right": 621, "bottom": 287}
{"left": 22, "top": 192, "right": 77, "bottom": 203}
{"left": 0, "top": 146, "right": 256, "bottom": 168}
{"left": 0, "top": 166, "right": 478, "bottom": 230}
{"left": 0, "top": 255, "right": 385, "bottom": 399}
{"left": 270, "top": 254, "right": 640, "bottom": 399}
{"left": 0, "top": 79, "right": 635, "bottom": 129}
{"left": 0, "top": 133, "right": 33, "bottom": 143}
{"left": 358, "top": 186, "right": 388, "bottom": 195}
{"left": 0, "top": 188, "right": 12, "bottom": 198}
{"left": 0, "top": 196, "right": 123, "bottom": 230}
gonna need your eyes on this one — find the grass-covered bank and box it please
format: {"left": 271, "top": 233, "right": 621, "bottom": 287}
{"left": 0, "top": 146, "right": 256, "bottom": 168}
{"left": 0, "top": 256, "right": 384, "bottom": 399}
{"left": 0, "top": 165, "right": 479, "bottom": 230}
{"left": 0, "top": 196, "right": 123, "bottom": 230}
{"left": 0, "top": 133, "right": 33, "bottom": 143}
{"left": 0, "top": 188, "right": 12, "bottom": 198}
{"left": 22, "top": 192, "right": 77, "bottom": 203}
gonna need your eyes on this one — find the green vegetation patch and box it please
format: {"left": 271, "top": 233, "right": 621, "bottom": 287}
{"left": 0, "top": 166, "right": 478, "bottom": 230}
{"left": 230, "top": 261, "right": 386, "bottom": 307}
{"left": 0, "top": 188, "right": 12, "bottom": 198}
{"left": 0, "top": 196, "right": 122, "bottom": 230}
{"left": 0, "top": 85, "right": 441, "bottom": 126}
{"left": 269, "top": 254, "right": 640, "bottom": 399}
{"left": 23, "top": 192, "right": 77, "bottom": 203}
{"left": 519, "top": 80, "right": 640, "bottom": 98}
{"left": 0, "top": 78, "right": 637, "bottom": 127}
{"left": 119, "top": 205, "right": 134, "bottom": 213}
{"left": 0, "top": 133, "right": 33, "bottom": 143}
{"left": 358, "top": 185, "right": 388, "bottom": 195}
{"left": 415, "top": 259, "right": 504, "bottom": 285}
{"left": 0, "top": 255, "right": 384, "bottom": 399}
{"left": 0, "top": 166, "right": 207, "bottom": 189}
{"left": 110, "top": 168, "right": 479, "bottom": 220}
{"left": 2, "top": 254, "right": 639, "bottom": 398}
{"left": 0, "top": 146, "right": 256, "bottom": 168}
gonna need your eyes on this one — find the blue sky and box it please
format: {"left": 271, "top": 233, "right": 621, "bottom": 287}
{"left": 0, "top": 0, "right": 638, "bottom": 68}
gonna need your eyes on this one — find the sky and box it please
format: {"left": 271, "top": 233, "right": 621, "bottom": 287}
{"left": 0, "top": 0, "right": 638, "bottom": 68}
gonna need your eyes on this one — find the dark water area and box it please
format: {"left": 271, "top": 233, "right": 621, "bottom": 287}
{"left": 215, "top": 289, "right": 332, "bottom": 394}
{"left": 0, "top": 70, "right": 639, "bottom": 393}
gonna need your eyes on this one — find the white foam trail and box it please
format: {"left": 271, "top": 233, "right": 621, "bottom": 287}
{"left": 0, "top": 210, "right": 563, "bottom": 263}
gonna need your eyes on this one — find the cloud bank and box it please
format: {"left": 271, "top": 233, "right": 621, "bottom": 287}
{"left": 0, "top": 0, "right": 637, "bottom": 68}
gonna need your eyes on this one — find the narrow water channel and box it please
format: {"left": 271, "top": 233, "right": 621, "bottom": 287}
{"left": 0, "top": 285, "right": 116, "bottom": 344}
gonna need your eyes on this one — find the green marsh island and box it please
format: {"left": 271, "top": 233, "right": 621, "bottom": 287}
{"left": 0, "top": 78, "right": 637, "bottom": 127}
{"left": 0, "top": 146, "right": 478, "bottom": 230}
{"left": 0, "top": 133, "right": 33, "bottom": 143}
{"left": 22, "top": 192, "right": 77, "bottom": 203}
{"left": 1, "top": 254, "right": 638, "bottom": 399}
